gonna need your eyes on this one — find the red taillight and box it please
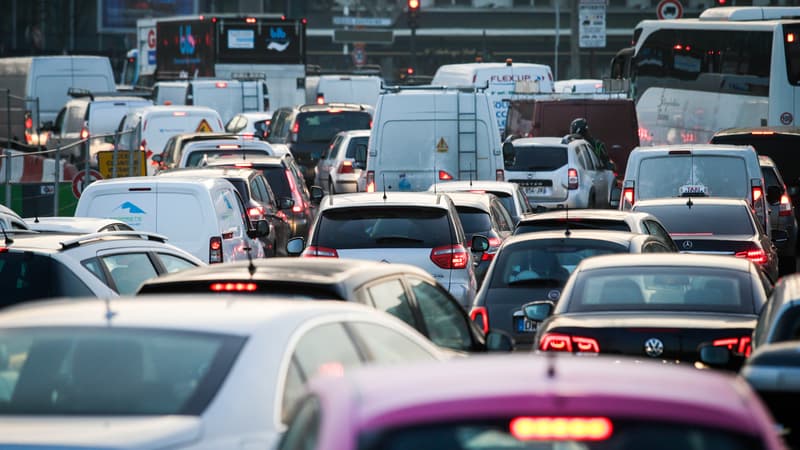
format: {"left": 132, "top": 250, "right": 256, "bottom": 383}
{"left": 79, "top": 127, "right": 89, "bottom": 140}
{"left": 366, "top": 170, "right": 375, "bottom": 192}
{"left": 209, "top": 236, "right": 223, "bottom": 264}
{"left": 245, "top": 17, "right": 256, "bottom": 23}
{"left": 780, "top": 193, "right": 792, "bottom": 216}
{"left": 735, "top": 249, "right": 767, "bottom": 264}
{"left": 567, "top": 168, "right": 579, "bottom": 190}
{"left": 439, "top": 170, "right": 453, "bottom": 181}
{"left": 469, "top": 306, "right": 489, "bottom": 334}
{"left": 234, "top": 162, "right": 253, "bottom": 168}
{"left": 172, "top": 111, "right": 187, "bottom": 116}
{"left": 140, "top": 139, "right": 147, "bottom": 152}
{"left": 292, "top": 122, "right": 299, "bottom": 134}
{"left": 210, "top": 282, "right": 257, "bottom": 292}
{"left": 285, "top": 168, "right": 305, "bottom": 214}
{"left": 0, "top": 247, "right": 8, "bottom": 253}
{"left": 275, "top": 210, "right": 288, "bottom": 221}
{"left": 713, "top": 336, "right": 752, "bottom": 357}
{"left": 510, "top": 417, "right": 613, "bottom": 441}
{"left": 338, "top": 160, "right": 354, "bottom": 174}
{"left": 430, "top": 244, "right": 469, "bottom": 269}
{"left": 481, "top": 237, "right": 502, "bottom": 261}
{"left": 496, "top": 169, "right": 504, "bottom": 181}
{"left": 248, "top": 206, "right": 265, "bottom": 219}
{"left": 215, "top": 81, "right": 228, "bottom": 88}
{"left": 316, "top": 94, "right": 325, "bottom": 104}
{"left": 752, "top": 185, "right": 763, "bottom": 204}
{"left": 301, "top": 245, "right": 339, "bottom": 258}
{"left": 622, "top": 187, "right": 634, "bottom": 209}
{"left": 540, "top": 333, "right": 599, "bottom": 353}
{"left": 24, "top": 115, "right": 33, "bottom": 130}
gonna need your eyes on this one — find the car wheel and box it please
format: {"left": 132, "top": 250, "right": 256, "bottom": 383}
{"left": 328, "top": 178, "right": 336, "bottom": 196}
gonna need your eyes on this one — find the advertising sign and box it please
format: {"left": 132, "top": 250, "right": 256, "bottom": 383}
{"left": 217, "top": 19, "right": 306, "bottom": 65}
{"left": 98, "top": 0, "right": 198, "bottom": 33}
{"left": 156, "top": 19, "right": 215, "bottom": 77}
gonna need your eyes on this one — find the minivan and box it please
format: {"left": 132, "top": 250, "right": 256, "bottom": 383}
{"left": 75, "top": 176, "right": 268, "bottom": 264}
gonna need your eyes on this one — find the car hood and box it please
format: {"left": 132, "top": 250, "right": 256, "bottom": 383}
{"left": 0, "top": 416, "right": 201, "bottom": 448}
{"left": 548, "top": 311, "right": 756, "bottom": 330}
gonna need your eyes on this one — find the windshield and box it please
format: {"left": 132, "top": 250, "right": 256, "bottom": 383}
{"left": 0, "top": 327, "right": 245, "bottom": 415}
{"left": 296, "top": 111, "right": 372, "bottom": 144}
{"left": 636, "top": 155, "right": 748, "bottom": 200}
{"left": 516, "top": 219, "right": 631, "bottom": 235}
{"left": 633, "top": 204, "right": 754, "bottom": 236}
{"left": 0, "top": 252, "right": 93, "bottom": 307}
{"left": 186, "top": 149, "right": 271, "bottom": 167}
{"left": 507, "top": 146, "right": 567, "bottom": 172}
{"left": 318, "top": 207, "right": 453, "bottom": 249}
{"left": 456, "top": 207, "right": 492, "bottom": 235}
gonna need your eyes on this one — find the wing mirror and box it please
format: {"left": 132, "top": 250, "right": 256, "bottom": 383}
{"left": 502, "top": 141, "right": 516, "bottom": 167}
{"left": 485, "top": 330, "right": 515, "bottom": 352}
{"left": 151, "top": 153, "right": 163, "bottom": 163}
{"left": 310, "top": 185, "right": 324, "bottom": 205}
{"left": 279, "top": 197, "right": 295, "bottom": 210}
{"left": 247, "top": 219, "right": 270, "bottom": 239}
{"left": 610, "top": 186, "right": 622, "bottom": 209}
{"left": 287, "top": 237, "right": 305, "bottom": 256}
{"left": 471, "top": 235, "right": 490, "bottom": 253}
{"left": 522, "top": 300, "right": 555, "bottom": 322}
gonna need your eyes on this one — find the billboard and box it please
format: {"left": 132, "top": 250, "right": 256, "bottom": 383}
{"left": 156, "top": 19, "right": 215, "bottom": 78}
{"left": 98, "top": 0, "right": 199, "bottom": 33}
{"left": 217, "top": 19, "right": 306, "bottom": 65}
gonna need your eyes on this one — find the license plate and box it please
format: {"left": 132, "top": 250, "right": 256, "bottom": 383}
{"left": 515, "top": 316, "right": 538, "bottom": 333}
{"left": 525, "top": 186, "right": 550, "bottom": 196}
{"left": 679, "top": 184, "right": 708, "bottom": 196}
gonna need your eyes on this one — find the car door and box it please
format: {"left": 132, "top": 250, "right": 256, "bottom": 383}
{"left": 405, "top": 276, "right": 480, "bottom": 353}
{"left": 86, "top": 250, "right": 161, "bottom": 295}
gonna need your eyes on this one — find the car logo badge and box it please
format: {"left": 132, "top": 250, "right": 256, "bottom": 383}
{"left": 682, "top": 240, "right": 693, "bottom": 250}
{"left": 644, "top": 338, "right": 664, "bottom": 358}
{"left": 547, "top": 290, "right": 560, "bottom": 300}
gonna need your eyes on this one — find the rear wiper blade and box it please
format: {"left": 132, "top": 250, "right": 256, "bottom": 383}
{"left": 506, "top": 277, "right": 563, "bottom": 287}
{"left": 374, "top": 236, "right": 425, "bottom": 244}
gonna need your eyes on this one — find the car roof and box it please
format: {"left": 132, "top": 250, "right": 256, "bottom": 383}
{"left": 0, "top": 231, "right": 171, "bottom": 253}
{"left": 84, "top": 176, "right": 234, "bottom": 191}
{"left": 633, "top": 197, "right": 750, "bottom": 208}
{"left": 519, "top": 209, "right": 653, "bottom": 223}
{"left": 138, "top": 105, "right": 220, "bottom": 115}
{"left": 631, "top": 144, "right": 753, "bottom": 153}
{"left": 441, "top": 192, "right": 495, "bottom": 211}
{"left": 182, "top": 139, "right": 272, "bottom": 150}
{"left": 501, "top": 229, "right": 644, "bottom": 247}
{"left": 336, "top": 129, "right": 371, "bottom": 138}
{"left": 23, "top": 217, "right": 130, "bottom": 232}
{"left": 297, "top": 103, "right": 370, "bottom": 112}
{"left": 431, "top": 181, "right": 519, "bottom": 194}
{"left": 575, "top": 252, "right": 752, "bottom": 272}
{"left": 320, "top": 192, "right": 451, "bottom": 210}
{"left": 157, "top": 167, "right": 260, "bottom": 180}
{"left": 206, "top": 156, "right": 286, "bottom": 167}
{"left": 511, "top": 137, "right": 565, "bottom": 146}
{"left": 308, "top": 354, "right": 764, "bottom": 435}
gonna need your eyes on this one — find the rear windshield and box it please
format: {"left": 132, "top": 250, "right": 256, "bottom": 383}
{"left": 568, "top": 267, "right": 756, "bottom": 314}
{"left": 712, "top": 133, "right": 800, "bottom": 187}
{"left": 0, "top": 252, "right": 94, "bottom": 307}
{"left": 507, "top": 146, "right": 567, "bottom": 172}
{"left": 633, "top": 204, "right": 754, "bottom": 236}
{"left": 761, "top": 167, "right": 781, "bottom": 190}
{"left": 346, "top": 136, "right": 369, "bottom": 161}
{"left": 226, "top": 179, "right": 250, "bottom": 202}
{"left": 317, "top": 207, "right": 453, "bottom": 249}
{"left": 261, "top": 166, "right": 292, "bottom": 200}
{"left": 0, "top": 327, "right": 244, "bottom": 415}
{"left": 455, "top": 207, "right": 492, "bottom": 235}
{"left": 358, "top": 418, "right": 760, "bottom": 450}
{"left": 186, "top": 149, "right": 271, "bottom": 167}
{"left": 296, "top": 111, "right": 372, "bottom": 144}
{"left": 489, "top": 239, "right": 628, "bottom": 289}
{"left": 516, "top": 219, "right": 631, "bottom": 235}
{"left": 636, "top": 155, "right": 748, "bottom": 200}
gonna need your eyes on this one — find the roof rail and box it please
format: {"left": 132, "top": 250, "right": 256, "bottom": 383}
{"left": 60, "top": 231, "right": 169, "bottom": 250}
{"left": 380, "top": 82, "right": 488, "bottom": 94}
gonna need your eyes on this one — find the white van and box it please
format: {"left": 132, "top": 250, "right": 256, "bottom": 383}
{"left": 365, "top": 86, "right": 504, "bottom": 193}
{"left": 75, "top": 176, "right": 267, "bottom": 264}
{"left": 310, "top": 75, "right": 383, "bottom": 107}
{"left": 431, "top": 61, "right": 554, "bottom": 138}
{"left": 185, "top": 79, "right": 270, "bottom": 124}
{"left": 0, "top": 56, "right": 116, "bottom": 146}
{"left": 117, "top": 105, "right": 225, "bottom": 174}
{"left": 152, "top": 81, "right": 188, "bottom": 105}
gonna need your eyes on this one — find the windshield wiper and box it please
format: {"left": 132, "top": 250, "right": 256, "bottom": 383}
{"left": 374, "top": 236, "right": 425, "bottom": 244}
{"left": 506, "top": 277, "right": 563, "bottom": 287}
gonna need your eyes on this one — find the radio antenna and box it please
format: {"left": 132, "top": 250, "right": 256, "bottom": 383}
{"left": 564, "top": 205, "right": 571, "bottom": 237}
{"left": 382, "top": 173, "right": 387, "bottom": 200}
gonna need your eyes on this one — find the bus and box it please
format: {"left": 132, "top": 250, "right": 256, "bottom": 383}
{"left": 610, "top": 7, "right": 800, "bottom": 146}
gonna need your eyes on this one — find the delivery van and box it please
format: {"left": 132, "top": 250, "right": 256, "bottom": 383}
{"left": 75, "top": 176, "right": 267, "bottom": 264}
{"left": 308, "top": 74, "right": 383, "bottom": 107}
{"left": 365, "top": 86, "right": 504, "bottom": 193}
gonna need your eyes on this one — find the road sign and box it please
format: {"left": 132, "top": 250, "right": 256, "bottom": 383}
{"left": 147, "top": 29, "right": 156, "bottom": 48}
{"left": 657, "top": 0, "right": 683, "bottom": 19}
{"left": 196, "top": 119, "right": 213, "bottom": 132}
{"left": 352, "top": 44, "right": 367, "bottom": 67}
{"left": 333, "top": 16, "right": 392, "bottom": 27}
{"left": 72, "top": 170, "right": 103, "bottom": 199}
{"left": 579, "top": 0, "right": 607, "bottom": 49}
{"left": 334, "top": 29, "right": 394, "bottom": 44}
{"left": 97, "top": 150, "right": 147, "bottom": 178}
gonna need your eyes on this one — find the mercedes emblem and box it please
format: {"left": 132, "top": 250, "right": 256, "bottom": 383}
{"left": 644, "top": 338, "right": 664, "bottom": 358}
{"left": 681, "top": 240, "right": 693, "bottom": 250}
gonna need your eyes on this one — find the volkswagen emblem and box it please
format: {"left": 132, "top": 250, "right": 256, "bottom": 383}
{"left": 644, "top": 338, "right": 664, "bottom": 358}
{"left": 682, "top": 240, "right": 693, "bottom": 250}
{"left": 547, "top": 290, "right": 560, "bottom": 300}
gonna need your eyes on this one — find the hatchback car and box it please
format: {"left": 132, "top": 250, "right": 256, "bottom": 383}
{"left": 314, "top": 129, "right": 369, "bottom": 195}
{"left": 760, "top": 155, "right": 797, "bottom": 274}
{"left": 293, "top": 192, "right": 489, "bottom": 309}
{"left": 24, "top": 217, "right": 134, "bottom": 234}
{"left": 154, "top": 132, "right": 244, "bottom": 173}
{"left": 427, "top": 180, "right": 534, "bottom": 225}
{"left": 178, "top": 139, "right": 277, "bottom": 168}
{"left": 279, "top": 354, "right": 783, "bottom": 450}
{"left": 225, "top": 112, "right": 273, "bottom": 140}
{"left": 503, "top": 136, "right": 615, "bottom": 209}
{"left": 472, "top": 230, "right": 676, "bottom": 349}
{"left": 0, "top": 231, "right": 204, "bottom": 304}
{"left": 0, "top": 298, "right": 445, "bottom": 449}
{"left": 633, "top": 197, "right": 779, "bottom": 282}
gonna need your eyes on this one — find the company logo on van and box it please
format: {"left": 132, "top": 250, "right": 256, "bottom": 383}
{"left": 112, "top": 201, "right": 146, "bottom": 227}
{"left": 266, "top": 27, "right": 291, "bottom": 52}
{"left": 116, "top": 201, "right": 145, "bottom": 214}
{"left": 489, "top": 74, "right": 534, "bottom": 83}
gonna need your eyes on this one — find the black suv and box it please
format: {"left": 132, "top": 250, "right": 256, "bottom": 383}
{"left": 266, "top": 103, "right": 372, "bottom": 185}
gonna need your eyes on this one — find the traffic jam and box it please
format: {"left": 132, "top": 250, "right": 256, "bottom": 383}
{"left": 1, "top": 3, "right": 800, "bottom": 449}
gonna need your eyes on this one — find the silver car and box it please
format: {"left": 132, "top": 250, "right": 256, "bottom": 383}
{"left": 314, "top": 129, "right": 369, "bottom": 195}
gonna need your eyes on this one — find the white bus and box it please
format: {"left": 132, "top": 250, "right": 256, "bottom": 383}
{"left": 611, "top": 7, "right": 800, "bottom": 146}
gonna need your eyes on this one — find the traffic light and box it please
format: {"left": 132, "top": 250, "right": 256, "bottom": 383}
{"left": 407, "top": 0, "right": 420, "bottom": 29}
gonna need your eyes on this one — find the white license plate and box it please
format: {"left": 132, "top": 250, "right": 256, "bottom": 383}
{"left": 525, "top": 186, "right": 550, "bottom": 196}
{"left": 679, "top": 184, "right": 708, "bottom": 195}
{"left": 515, "top": 316, "right": 538, "bottom": 333}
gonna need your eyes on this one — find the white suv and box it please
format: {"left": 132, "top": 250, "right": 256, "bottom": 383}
{"left": 0, "top": 231, "right": 204, "bottom": 306}
{"left": 288, "top": 192, "right": 489, "bottom": 309}
{"left": 504, "top": 136, "right": 615, "bottom": 209}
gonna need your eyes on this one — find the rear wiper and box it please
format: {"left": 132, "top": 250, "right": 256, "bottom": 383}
{"left": 506, "top": 277, "right": 563, "bottom": 287}
{"left": 374, "top": 236, "right": 425, "bottom": 244}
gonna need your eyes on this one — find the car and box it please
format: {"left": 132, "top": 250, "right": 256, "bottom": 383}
{"left": 205, "top": 156, "right": 317, "bottom": 238}
{"left": 154, "top": 132, "right": 245, "bottom": 173}
{"left": 526, "top": 253, "right": 769, "bottom": 371}
{"left": 471, "top": 230, "right": 677, "bottom": 349}
{"left": 278, "top": 354, "right": 784, "bottom": 450}
{"left": 514, "top": 209, "right": 679, "bottom": 251}
{"left": 157, "top": 167, "right": 292, "bottom": 257}
{"left": 0, "top": 297, "right": 446, "bottom": 448}
{"left": 23, "top": 217, "right": 134, "bottom": 234}
{"left": 441, "top": 192, "right": 515, "bottom": 285}
{"left": 314, "top": 129, "right": 369, "bottom": 195}
{"left": 177, "top": 139, "right": 277, "bottom": 168}
{"left": 0, "top": 230, "right": 204, "bottom": 304}
{"left": 751, "top": 272, "right": 800, "bottom": 353}
{"left": 136, "top": 258, "right": 514, "bottom": 354}
{"left": 502, "top": 136, "right": 615, "bottom": 209}
{"left": 760, "top": 155, "right": 797, "bottom": 274}
{"left": 225, "top": 112, "right": 274, "bottom": 140}
{"left": 292, "top": 192, "right": 489, "bottom": 309}
{"left": 632, "top": 197, "right": 780, "bottom": 282}
{"left": 427, "top": 180, "right": 535, "bottom": 226}
{"left": 0, "top": 205, "right": 30, "bottom": 232}
{"left": 267, "top": 103, "right": 373, "bottom": 184}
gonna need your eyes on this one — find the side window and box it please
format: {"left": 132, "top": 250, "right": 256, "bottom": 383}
{"left": 157, "top": 253, "right": 198, "bottom": 273}
{"left": 579, "top": 146, "right": 595, "bottom": 170}
{"left": 365, "top": 279, "right": 417, "bottom": 329}
{"left": 348, "top": 321, "right": 438, "bottom": 364}
{"left": 322, "top": 136, "right": 341, "bottom": 160}
{"left": 254, "top": 176, "right": 273, "bottom": 205}
{"left": 249, "top": 178, "right": 264, "bottom": 203}
{"left": 644, "top": 220, "right": 674, "bottom": 248}
{"left": 517, "top": 187, "right": 534, "bottom": 214}
{"left": 217, "top": 189, "right": 247, "bottom": 237}
{"left": 408, "top": 277, "right": 473, "bottom": 351}
{"left": 81, "top": 257, "right": 108, "bottom": 283}
{"left": 101, "top": 253, "right": 159, "bottom": 295}
{"left": 585, "top": 145, "right": 602, "bottom": 171}
{"left": 277, "top": 395, "right": 321, "bottom": 450}
{"left": 492, "top": 201, "right": 513, "bottom": 232}
{"left": 54, "top": 107, "right": 67, "bottom": 133}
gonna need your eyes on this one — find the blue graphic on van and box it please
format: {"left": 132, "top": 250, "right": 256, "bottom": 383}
{"left": 179, "top": 25, "right": 197, "bottom": 55}
{"left": 398, "top": 173, "right": 412, "bottom": 191}
{"left": 266, "top": 27, "right": 290, "bottom": 52}
{"left": 115, "top": 201, "right": 146, "bottom": 214}
{"left": 223, "top": 196, "right": 233, "bottom": 210}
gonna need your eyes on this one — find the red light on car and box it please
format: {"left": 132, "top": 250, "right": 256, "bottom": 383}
{"left": 430, "top": 244, "right": 468, "bottom": 269}
{"left": 622, "top": 187, "right": 634, "bottom": 208}
{"left": 496, "top": 169, "right": 505, "bottom": 181}
{"left": 245, "top": 17, "right": 256, "bottom": 24}
{"left": 209, "top": 237, "right": 223, "bottom": 264}
{"left": 469, "top": 306, "right": 489, "bottom": 334}
{"left": 0, "top": 247, "right": 8, "bottom": 253}
{"left": 481, "top": 237, "right": 502, "bottom": 261}
{"left": 673, "top": 44, "right": 683, "bottom": 50}
{"left": 215, "top": 81, "right": 228, "bottom": 88}
{"left": 248, "top": 206, "right": 265, "bottom": 218}
{"left": 338, "top": 160, "right": 354, "bottom": 174}
{"left": 752, "top": 186, "right": 763, "bottom": 204}
{"left": 172, "top": 111, "right": 187, "bottom": 116}
{"left": 510, "top": 417, "right": 613, "bottom": 441}
{"left": 540, "top": 333, "right": 599, "bottom": 353}
{"left": 713, "top": 336, "right": 752, "bottom": 357}
{"left": 316, "top": 94, "right": 325, "bottom": 105}
{"left": 79, "top": 127, "right": 89, "bottom": 140}
{"left": 234, "top": 162, "right": 253, "bottom": 168}
{"left": 217, "top": 144, "right": 240, "bottom": 150}
{"left": 292, "top": 122, "right": 300, "bottom": 134}
{"left": 567, "top": 168, "right": 579, "bottom": 190}
{"left": 438, "top": 170, "right": 453, "bottom": 181}
{"left": 780, "top": 193, "right": 792, "bottom": 216}
{"left": 734, "top": 249, "right": 767, "bottom": 264}
{"left": 751, "top": 130, "right": 775, "bottom": 135}
{"left": 210, "top": 282, "right": 257, "bottom": 292}
{"left": 366, "top": 170, "right": 375, "bottom": 192}
{"left": 24, "top": 115, "right": 33, "bottom": 130}
{"left": 788, "top": 32, "right": 796, "bottom": 43}
{"left": 302, "top": 245, "right": 339, "bottom": 258}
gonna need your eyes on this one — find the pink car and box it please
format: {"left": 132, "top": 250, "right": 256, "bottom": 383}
{"left": 277, "top": 354, "right": 784, "bottom": 450}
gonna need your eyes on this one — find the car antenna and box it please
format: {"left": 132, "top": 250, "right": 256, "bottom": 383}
{"left": 245, "top": 245, "right": 256, "bottom": 277}
{"left": 382, "top": 173, "right": 388, "bottom": 200}
{"left": 104, "top": 297, "right": 117, "bottom": 324}
{"left": 546, "top": 349, "right": 557, "bottom": 379}
{"left": 34, "top": 216, "right": 39, "bottom": 223}
{"left": 564, "top": 205, "right": 571, "bottom": 237}
{"left": 0, "top": 222, "right": 13, "bottom": 245}
{"left": 686, "top": 197, "right": 694, "bottom": 209}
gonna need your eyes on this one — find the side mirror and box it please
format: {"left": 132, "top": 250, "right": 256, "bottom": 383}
{"left": 471, "top": 235, "right": 490, "bottom": 253}
{"left": 766, "top": 185, "right": 782, "bottom": 205}
{"left": 248, "top": 219, "right": 270, "bottom": 238}
{"left": 151, "top": 153, "right": 163, "bottom": 163}
{"left": 698, "top": 343, "right": 730, "bottom": 367}
{"left": 522, "top": 300, "right": 555, "bottom": 322}
{"left": 610, "top": 186, "right": 621, "bottom": 209}
{"left": 485, "top": 330, "right": 515, "bottom": 352}
{"left": 502, "top": 141, "right": 516, "bottom": 164}
{"left": 279, "top": 197, "right": 295, "bottom": 210}
{"left": 287, "top": 237, "right": 305, "bottom": 256}
{"left": 310, "top": 185, "right": 324, "bottom": 204}
{"left": 772, "top": 229, "right": 790, "bottom": 244}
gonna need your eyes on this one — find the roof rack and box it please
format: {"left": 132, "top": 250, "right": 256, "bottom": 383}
{"left": 380, "top": 81, "right": 489, "bottom": 94}
{"left": 67, "top": 87, "right": 153, "bottom": 100}
{"left": 299, "top": 102, "right": 366, "bottom": 111}
{"left": 60, "top": 231, "right": 169, "bottom": 250}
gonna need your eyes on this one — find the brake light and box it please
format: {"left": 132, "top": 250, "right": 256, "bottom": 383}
{"left": 780, "top": 193, "right": 792, "bottom": 216}
{"left": 217, "top": 144, "right": 240, "bottom": 150}
{"left": 469, "top": 306, "right": 489, "bottom": 334}
{"left": 439, "top": 170, "right": 453, "bottom": 181}
{"left": 316, "top": 93, "right": 325, "bottom": 104}
{"left": 751, "top": 130, "right": 775, "bottom": 135}
{"left": 338, "top": 160, "right": 354, "bottom": 174}
{"left": 292, "top": 122, "right": 299, "bottom": 134}
{"left": 140, "top": 139, "right": 147, "bottom": 152}
{"left": 510, "top": 417, "right": 613, "bottom": 441}
{"left": 540, "top": 333, "right": 599, "bottom": 353}
{"left": 248, "top": 206, "right": 265, "bottom": 219}
{"left": 215, "top": 81, "right": 228, "bottom": 88}
{"left": 481, "top": 237, "right": 502, "bottom": 261}
{"left": 234, "top": 162, "right": 253, "bottom": 168}
{"left": 301, "top": 245, "right": 339, "bottom": 258}
{"left": 366, "top": 170, "right": 375, "bottom": 192}
{"left": 245, "top": 17, "right": 257, "bottom": 23}
{"left": 735, "top": 249, "right": 767, "bottom": 264}
{"left": 209, "top": 237, "right": 223, "bottom": 264}
{"left": 752, "top": 185, "right": 763, "bottom": 204}
{"left": 0, "top": 247, "right": 8, "bottom": 253}
{"left": 210, "top": 282, "right": 257, "bottom": 292}
{"left": 172, "top": 111, "right": 187, "bottom": 116}
{"left": 79, "top": 127, "right": 89, "bottom": 140}
{"left": 496, "top": 169, "right": 504, "bottom": 181}
{"left": 567, "top": 168, "right": 579, "bottom": 190}
{"left": 622, "top": 187, "right": 634, "bottom": 209}
{"left": 275, "top": 210, "right": 288, "bottom": 221}
{"left": 430, "top": 244, "right": 469, "bottom": 269}
{"left": 285, "top": 168, "right": 305, "bottom": 214}
{"left": 24, "top": 114, "right": 33, "bottom": 130}
{"left": 713, "top": 336, "right": 752, "bottom": 357}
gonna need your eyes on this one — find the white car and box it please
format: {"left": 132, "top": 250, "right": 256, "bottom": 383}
{"left": 0, "top": 205, "right": 30, "bottom": 232}
{"left": 504, "top": 136, "right": 615, "bottom": 209}
{"left": 314, "top": 129, "right": 369, "bottom": 195}
{"left": 179, "top": 139, "right": 276, "bottom": 168}
{"left": 0, "top": 230, "right": 204, "bottom": 303}
{"left": 0, "top": 298, "right": 445, "bottom": 448}
{"left": 427, "top": 180, "right": 535, "bottom": 225}
{"left": 24, "top": 216, "right": 133, "bottom": 234}
{"left": 225, "top": 112, "right": 274, "bottom": 140}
